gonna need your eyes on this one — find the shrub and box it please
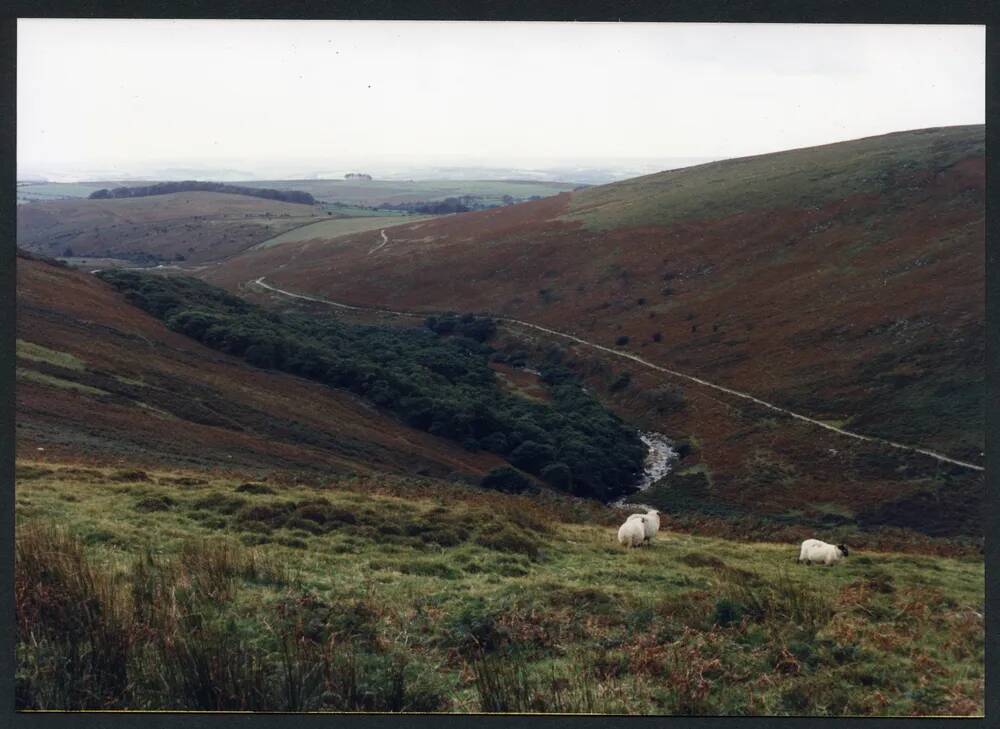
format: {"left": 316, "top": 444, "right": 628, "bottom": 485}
{"left": 192, "top": 492, "right": 247, "bottom": 514}
{"left": 475, "top": 525, "right": 540, "bottom": 559}
{"left": 134, "top": 495, "right": 174, "bottom": 512}
{"left": 509, "top": 441, "right": 556, "bottom": 474}
{"left": 235, "top": 482, "right": 275, "bottom": 494}
{"left": 480, "top": 467, "right": 534, "bottom": 494}
{"left": 540, "top": 462, "right": 572, "bottom": 490}
{"left": 712, "top": 598, "right": 746, "bottom": 627}
{"left": 610, "top": 372, "right": 631, "bottom": 392}
{"left": 615, "top": 336, "right": 630, "bottom": 346}
{"left": 110, "top": 469, "right": 150, "bottom": 482}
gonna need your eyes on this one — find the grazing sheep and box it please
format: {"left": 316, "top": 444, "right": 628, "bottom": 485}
{"left": 627, "top": 510, "right": 661, "bottom": 543}
{"left": 618, "top": 516, "right": 647, "bottom": 548}
{"left": 798, "top": 539, "right": 849, "bottom": 566}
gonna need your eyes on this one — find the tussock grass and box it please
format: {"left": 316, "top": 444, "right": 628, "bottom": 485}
{"left": 15, "top": 461, "right": 984, "bottom": 714}
{"left": 16, "top": 367, "right": 109, "bottom": 396}
{"left": 16, "top": 339, "right": 86, "bottom": 370}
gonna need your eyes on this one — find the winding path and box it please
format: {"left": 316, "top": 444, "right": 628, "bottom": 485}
{"left": 368, "top": 229, "right": 390, "bottom": 255}
{"left": 249, "top": 257, "right": 985, "bottom": 474}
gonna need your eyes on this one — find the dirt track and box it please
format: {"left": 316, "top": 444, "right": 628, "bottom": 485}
{"left": 250, "top": 273, "right": 984, "bottom": 473}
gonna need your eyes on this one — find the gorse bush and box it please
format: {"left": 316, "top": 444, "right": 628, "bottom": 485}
{"left": 98, "top": 271, "right": 645, "bottom": 500}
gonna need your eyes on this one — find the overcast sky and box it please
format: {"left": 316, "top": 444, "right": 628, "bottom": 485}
{"left": 18, "top": 20, "right": 985, "bottom": 181}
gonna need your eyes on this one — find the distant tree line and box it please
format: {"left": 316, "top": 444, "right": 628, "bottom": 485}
{"left": 88, "top": 181, "right": 315, "bottom": 205}
{"left": 97, "top": 271, "right": 645, "bottom": 501}
{"left": 376, "top": 194, "right": 543, "bottom": 215}
{"left": 377, "top": 197, "right": 474, "bottom": 214}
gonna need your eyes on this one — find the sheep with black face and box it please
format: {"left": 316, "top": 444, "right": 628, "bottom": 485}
{"left": 798, "top": 539, "right": 849, "bottom": 566}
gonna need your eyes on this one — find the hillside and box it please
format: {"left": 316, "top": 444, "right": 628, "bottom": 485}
{"left": 16, "top": 191, "right": 331, "bottom": 264}
{"left": 202, "top": 126, "right": 985, "bottom": 540}
{"left": 15, "top": 252, "right": 502, "bottom": 481}
{"left": 238, "top": 178, "right": 581, "bottom": 208}
{"left": 15, "top": 461, "right": 984, "bottom": 714}
{"left": 88, "top": 180, "right": 315, "bottom": 204}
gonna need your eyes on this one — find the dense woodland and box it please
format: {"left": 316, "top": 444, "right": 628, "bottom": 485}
{"left": 98, "top": 271, "right": 647, "bottom": 500}
{"left": 89, "top": 181, "right": 316, "bottom": 205}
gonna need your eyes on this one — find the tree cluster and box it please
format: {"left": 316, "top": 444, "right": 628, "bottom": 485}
{"left": 97, "top": 272, "right": 645, "bottom": 501}
{"left": 89, "top": 181, "right": 315, "bottom": 205}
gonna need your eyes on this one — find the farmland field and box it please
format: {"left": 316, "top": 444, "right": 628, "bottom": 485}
{"left": 16, "top": 182, "right": 108, "bottom": 204}
{"left": 238, "top": 179, "right": 582, "bottom": 207}
{"left": 252, "top": 214, "right": 436, "bottom": 249}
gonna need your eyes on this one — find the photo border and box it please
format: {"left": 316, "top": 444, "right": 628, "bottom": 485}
{"left": 1, "top": 1, "right": 994, "bottom": 727}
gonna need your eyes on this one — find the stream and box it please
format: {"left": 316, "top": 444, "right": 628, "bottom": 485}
{"left": 612, "top": 431, "right": 678, "bottom": 510}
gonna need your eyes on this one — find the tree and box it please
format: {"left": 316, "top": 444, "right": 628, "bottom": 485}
{"left": 540, "top": 462, "right": 572, "bottom": 489}
{"left": 509, "top": 440, "right": 556, "bottom": 474}
{"left": 480, "top": 466, "right": 533, "bottom": 494}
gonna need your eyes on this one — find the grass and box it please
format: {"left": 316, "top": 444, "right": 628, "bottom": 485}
{"left": 16, "top": 340, "right": 86, "bottom": 370}
{"left": 240, "top": 179, "right": 580, "bottom": 207}
{"left": 15, "top": 460, "right": 983, "bottom": 714}
{"left": 567, "top": 125, "right": 983, "bottom": 230}
{"left": 16, "top": 368, "right": 108, "bottom": 397}
{"left": 251, "top": 215, "right": 436, "bottom": 250}
{"left": 16, "top": 182, "right": 107, "bottom": 203}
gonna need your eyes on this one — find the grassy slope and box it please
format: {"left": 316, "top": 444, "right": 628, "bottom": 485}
{"left": 15, "top": 461, "right": 984, "bottom": 715}
{"left": 16, "top": 182, "right": 108, "bottom": 204}
{"left": 15, "top": 254, "right": 502, "bottom": 481}
{"left": 252, "top": 214, "right": 435, "bottom": 250}
{"left": 202, "top": 127, "right": 984, "bottom": 535}
{"left": 566, "top": 125, "right": 984, "bottom": 229}
{"left": 239, "top": 179, "right": 581, "bottom": 207}
{"left": 16, "top": 191, "right": 329, "bottom": 264}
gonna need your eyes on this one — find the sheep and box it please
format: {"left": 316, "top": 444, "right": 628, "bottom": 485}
{"left": 618, "top": 516, "right": 647, "bottom": 548}
{"left": 627, "top": 509, "right": 661, "bottom": 544}
{"left": 798, "top": 539, "right": 849, "bottom": 566}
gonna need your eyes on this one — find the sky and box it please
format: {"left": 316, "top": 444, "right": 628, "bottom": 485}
{"left": 17, "top": 20, "right": 985, "bottom": 182}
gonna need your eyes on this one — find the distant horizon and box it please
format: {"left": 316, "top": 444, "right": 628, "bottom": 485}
{"left": 18, "top": 20, "right": 984, "bottom": 184}
{"left": 16, "top": 122, "right": 984, "bottom": 186}
{"left": 15, "top": 155, "right": 721, "bottom": 185}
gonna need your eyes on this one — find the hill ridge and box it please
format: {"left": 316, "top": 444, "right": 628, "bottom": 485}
{"left": 250, "top": 273, "right": 983, "bottom": 472}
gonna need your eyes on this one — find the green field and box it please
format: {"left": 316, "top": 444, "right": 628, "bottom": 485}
{"left": 15, "top": 462, "right": 984, "bottom": 714}
{"left": 16, "top": 178, "right": 579, "bottom": 209}
{"left": 240, "top": 179, "right": 580, "bottom": 207}
{"left": 251, "top": 214, "right": 435, "bottom": 249}
{"left": 16, "top": 182, "right": 107, "bottom": 204}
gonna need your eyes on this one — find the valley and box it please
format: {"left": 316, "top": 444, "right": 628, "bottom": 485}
{"left": 14, "top": 127, "right": 985, "bottom": 715}
{"left": 191, "top": 126, "right": 984, "bottom": 547}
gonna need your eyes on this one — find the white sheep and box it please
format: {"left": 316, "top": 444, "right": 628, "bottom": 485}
{"left": 798, "top": 539, "right": 849, "bottom": 566}
{"left": 618, "top": 516, "right": 647, "bottom": 548}
{"left": 627, "top": 509, "right": 661, "bottom": 544}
